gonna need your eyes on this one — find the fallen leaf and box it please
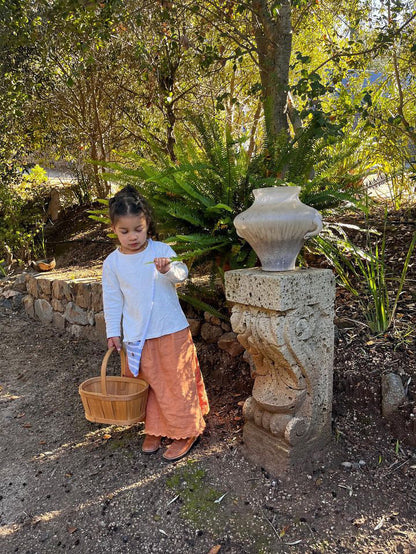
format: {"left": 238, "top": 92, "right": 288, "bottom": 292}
{"left": 237, "top": 401, "right": 245, "bottom": 407}
{"left": 67, "top": 526, "right": 77, "bottom": 534}
{"left": 17, "top": 413, "right": 25, "bottom": 418}
{"left": 374, "top": 516, "right": 385, "bottom": 531}
{"left": 214, "top": 493, "right": 228, "bottom": 504}
{"left": 103, "top": 434, "right": 111, "bottom": 440}
{"left": 23, "top": 423, "right": 32, "bottom": 428}
{"left": 208, "top": 546, "right": 221, "bottom": 554}
{"left": 39, "top": 440, "right": 46, "bottom": 445}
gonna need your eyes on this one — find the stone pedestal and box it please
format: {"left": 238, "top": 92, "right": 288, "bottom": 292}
{"left": 225, "top": 268, "right": 335, "bottom": 476}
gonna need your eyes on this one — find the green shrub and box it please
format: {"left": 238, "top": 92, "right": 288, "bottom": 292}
{"left": 315, "top": 214, "right": 416, "bottom": 334}
{"left": 0, "top": 162, "right": 49, "bottom": 264}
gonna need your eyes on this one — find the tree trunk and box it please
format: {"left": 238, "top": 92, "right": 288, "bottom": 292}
{"left": 251, "top": 0, "right": 292, "bottom": 145}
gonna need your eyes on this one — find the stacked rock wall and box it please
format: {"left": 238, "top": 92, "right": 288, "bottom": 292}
{"left": 3, "top": 272, "right": 244, "bottom": 358}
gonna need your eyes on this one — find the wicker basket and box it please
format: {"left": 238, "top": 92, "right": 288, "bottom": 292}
{"left": 79, "top": 347, "right": 148, "bottom": 425}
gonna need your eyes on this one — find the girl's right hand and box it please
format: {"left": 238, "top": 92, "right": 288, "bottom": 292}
{"left": 107, "top": 336, "right": 122, "bottom": 352}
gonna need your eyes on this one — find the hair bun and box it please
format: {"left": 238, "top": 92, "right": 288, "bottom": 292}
{"left": 114, "top": 184, "right": 140, "bottom": 200}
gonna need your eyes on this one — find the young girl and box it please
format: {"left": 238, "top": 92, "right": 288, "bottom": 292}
{"left": 102, "top": 185, "right": 209, "bottom": 461}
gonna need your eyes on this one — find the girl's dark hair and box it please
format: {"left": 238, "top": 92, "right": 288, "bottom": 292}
{"left": 109, "top": 185, "right": 156, "bottom": 236}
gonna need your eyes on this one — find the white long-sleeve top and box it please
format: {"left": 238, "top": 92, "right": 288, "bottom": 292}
{"left": 102, "top": 239, "right": 189, "bottom": 342}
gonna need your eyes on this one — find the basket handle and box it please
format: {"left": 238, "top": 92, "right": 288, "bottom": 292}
{"left": 100, "top": 347, "right": 128, "bottom": 396}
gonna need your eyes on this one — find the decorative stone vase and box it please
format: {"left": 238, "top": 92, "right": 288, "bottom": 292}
{"left": 233, "top": 186, "right": 323, "bottom": 271}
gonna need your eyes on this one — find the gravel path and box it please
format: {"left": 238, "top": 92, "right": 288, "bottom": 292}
{"left": 1, "top": 305, "right": 415, "bottom": 553}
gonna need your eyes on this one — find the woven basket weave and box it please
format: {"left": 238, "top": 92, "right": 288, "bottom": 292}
{"left": 79, "top": 347, "right": 148, "bottom": 425}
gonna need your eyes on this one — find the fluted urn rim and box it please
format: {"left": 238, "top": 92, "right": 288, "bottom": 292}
{"left": 253, "top": 185, "right": 301, "bottom": 201}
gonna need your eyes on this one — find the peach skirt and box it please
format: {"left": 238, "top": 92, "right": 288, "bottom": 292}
{"left": 124, "top": 327, "right": 209, "bottom": 439}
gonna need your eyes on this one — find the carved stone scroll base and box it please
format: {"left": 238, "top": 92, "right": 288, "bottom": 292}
{"left": 225, "top": 268, "right": 335, "bottom": 477}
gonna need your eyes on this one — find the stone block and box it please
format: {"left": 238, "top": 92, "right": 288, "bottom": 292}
{"left": 80, "top": 325, "right": 107, "bottom": 345}
{"left": 64, "top": 302, "right": 93, "bottom": 326}
{"left": 226, "top": 268, "right": 335, "bottom": 477}
{"left": 23, "top": 295, "right": 35, "bottom": 318}
{"left": 187, "top": 318, "right": 201, "bottom": 337}
{"left": 225, "top": 267, "right": 335, "bottom": 312}
{"left": 51, "top": 298, "right": 65, "bottom": 312}
{"left": 26, "top": 275, "right": 39, "bottom": 298}
{"left": 34, "top": 298, "right": 53, "bottom": 324}
{"left": 52, "top": 279, "right": 73, "bottom": 302}
{"left": 200, "top": 322, "right": 223, "bottom": 344}
{"left": 75, "top": 282, "right": 91, "bottom": 309}
{"left": 52, "top": 311, "right": 66, "bottom": 330}
{"left": 94, "top": 311, "right": 107, "bottom": 338}
{"left": 204, "top": 311, "right": 221, "bottom": 326}
{"left": 218, "top": 332, "right": 245, "bottom": 357}
{"left": 37, "top": 278, "right": 52, "bottom": 299}
{"left": 91, "top": 282, "right": 103, "bottom": 312}
{"left": 13, "top": 273, "right": 27, "bottom": 292}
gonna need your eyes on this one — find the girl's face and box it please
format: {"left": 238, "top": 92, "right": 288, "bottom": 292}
{"left": 112, "top": 214, "right": 149, "bottom": 255}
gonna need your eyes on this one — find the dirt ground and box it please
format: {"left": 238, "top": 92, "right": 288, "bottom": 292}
{"left": 1, "top": 204, "right": 416, "bottom": 553}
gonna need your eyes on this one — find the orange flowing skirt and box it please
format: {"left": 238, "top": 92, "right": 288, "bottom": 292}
{"left": 124, "top": 327, "right": 209, "bottom": 439}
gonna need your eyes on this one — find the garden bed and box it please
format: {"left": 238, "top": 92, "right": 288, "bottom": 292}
{"left": 0, "top": 202, "right": 415, "bottom": 552}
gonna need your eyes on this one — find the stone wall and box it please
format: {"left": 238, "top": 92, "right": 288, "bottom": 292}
{"left": 2, "top": 272, "right": 244, "bottom": 358}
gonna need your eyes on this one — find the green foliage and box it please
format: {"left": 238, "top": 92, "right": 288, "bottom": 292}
{"left": 247, "top": 118, "right": 366, "bottom": 213}
{"left": 101, "top": 114, "right": 256, "bottom": 274}
{"left": 0, "top": 158, "right": 48, "bottom": 263}
{"left": 315, "top": 214, "right": 416, "bottom": 334}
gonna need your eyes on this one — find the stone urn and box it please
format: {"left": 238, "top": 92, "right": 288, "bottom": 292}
{"left": 233, "top": 186, "right": 322, "bottom": 271}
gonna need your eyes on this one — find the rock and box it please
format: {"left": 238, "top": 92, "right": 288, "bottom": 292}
{"left": 187, "top": 318, "right": 201, "bottom": 337}
{"left": 52, "top": 311, "right": 66, "bottom": 330}
{"left": 218, "top": 332, "right": 244, "bottom": 357}
{"left": 200, "top": 322, "right": 223, "bottom": 344}
{"left": 64, "top": 302, "right": 92, "bottom": 326}
{"left": 11, "top": 292, "right": 23, "bottom": 309}
{"left": 52, "top": 279, "right": 73, "bottom": 302}
{"left": 75, "top": 282, "right": 91, "bottom": 309}
{"left": 37, "top": 278, "right": 52, "bottom": 299}
{"left": 12, "top": 273, "right": 27, "bottom": 292}
{"left": 91, "top": 281, "right": 103, "bottom": 312}
{"left": 94, "top": 312, "right": 107, "bottom": 342}
{"left": 34, "top": 299, "right": 53, "bottom": 324}
{"left": 82, "top": 325, "right": 106, "bottom": 345}
{"left": 51, "top": 298, "right": 65, "bottom": 312}
{"left": 26, "top": 275, "right": 39, "bottom": 298}
{"left": 341, "top": 462, "right": 352, "bottom": 469}
{"left": 382, "top": 373, "right": 406, "bottom": 417}
{"left": 68, "top": 324, "right": 83, "bottom": 338}
{"left": 23, "top": 295, "right": 35, "bottom": 318}
{"left": 203, "top": 311, "right": 221, "bottom": 326}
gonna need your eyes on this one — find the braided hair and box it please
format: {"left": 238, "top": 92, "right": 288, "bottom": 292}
{"left": 108, "top": 185, "right": 156, "bottom": 237}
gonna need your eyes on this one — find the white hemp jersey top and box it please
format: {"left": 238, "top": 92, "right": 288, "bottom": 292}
{"left": 102, "top": 239, "right": 189, "bottom": 342}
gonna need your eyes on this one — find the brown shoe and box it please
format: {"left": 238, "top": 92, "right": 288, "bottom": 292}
{"left": 142, "top": 434, "right": 161, "bottom": 454}
{"left": 162, "top": 436, "right": 199, "bottom": 462}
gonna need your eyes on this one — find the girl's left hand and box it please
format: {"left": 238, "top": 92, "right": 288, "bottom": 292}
{"left": 153, "top": 257, "right": 171, "bottom": 274}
